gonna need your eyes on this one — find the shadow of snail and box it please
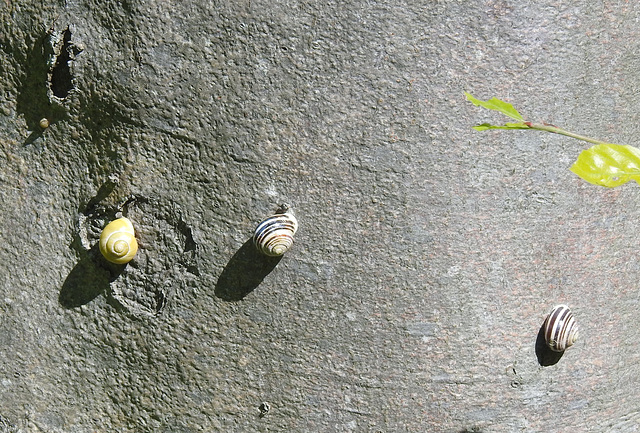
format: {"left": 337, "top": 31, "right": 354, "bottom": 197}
{"left": 59, "top": 217, "right": 137, "bottom": 308}
{"left": 215, "top": 207, "right": 298, "bottom": 301}
{"left": 214, "top": 239, "right": 283, "bottom": 301}
{"left": 59, "top": 244, "right": 127, "bottom": 308}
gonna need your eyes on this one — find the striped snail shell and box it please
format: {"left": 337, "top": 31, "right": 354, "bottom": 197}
{"left": 99, "top": 217, "right": 138, "bottom": 264}
{"left": 544, "top": 304, "right": 578, "bottom": 352}
{"left": 253, "top": 209, "right": 298, "bottom": 257}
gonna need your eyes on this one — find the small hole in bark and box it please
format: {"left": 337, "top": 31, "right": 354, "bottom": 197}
{"left": 50, "top": 28, "right": 74, "bottom": 98}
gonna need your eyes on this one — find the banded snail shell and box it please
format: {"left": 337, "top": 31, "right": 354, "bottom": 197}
{"left": 544, "top": 304, "right": 578, "bottom": 352}
{"left": 99, "top": 217, "right": 138, "bottom": 264}
{"left": 253, "top": 210, "right": 298, "bottom": 257}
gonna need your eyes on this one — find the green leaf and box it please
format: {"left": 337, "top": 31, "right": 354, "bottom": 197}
{"left": 465, "top": 92, "right": 525, "bottom": 121}
{"left": 472, "top": 122, "right": 530, "bottom": 131}
{"left": 570, "top": 144, "right": 640, "bottom": 187}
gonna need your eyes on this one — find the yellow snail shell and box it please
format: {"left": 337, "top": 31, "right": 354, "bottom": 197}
{"left": 543, "top": 304, "right": 579, "bottom": 352}
{"left": 99, "top": 217, "right": 138, "bottom": 264}
{"left": 253, "top": 210, "right": 298, "bottom": 257}
{"left": 39, "top": 118, "right": 50, "bottom": 129}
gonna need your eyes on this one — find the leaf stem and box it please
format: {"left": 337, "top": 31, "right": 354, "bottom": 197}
{"left": 526, "top": 122, "right": 614, "bottom": 146}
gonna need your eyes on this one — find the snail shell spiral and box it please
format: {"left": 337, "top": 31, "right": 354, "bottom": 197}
{"left": 253, "top": 210, "right": 298, "bottom": 257}
{"left": 543, "top": 304, "right": 578, "bottom": 352}
{"left": 99, "top": 217, "right": 138, "bottom": 264}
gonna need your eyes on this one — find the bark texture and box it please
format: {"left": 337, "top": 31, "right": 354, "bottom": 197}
{"left": 1, "top": 1, "right": 640, "bottom": 432}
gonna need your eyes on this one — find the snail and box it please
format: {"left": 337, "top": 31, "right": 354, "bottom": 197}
{"left": 253, "top": 208, "right": 298, "bottom": 257}
{"left": 99, "top": 217, "right": 138, "bottom": 264}
{"left": 39, "top": 118, "right": 50, "bottom": 129}
{"left": 258, "top": 402, "right": 270, "bottom": 418}
{"left": 543, "top": 304, "right": 578, "bottom": 352}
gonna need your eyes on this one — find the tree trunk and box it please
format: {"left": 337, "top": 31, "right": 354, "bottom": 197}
{"left": 0, "top": 1, "right": 638, "bottom": 432}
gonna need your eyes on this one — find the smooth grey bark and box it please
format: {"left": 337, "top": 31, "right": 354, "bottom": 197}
{"left": 1, "top": 1, "right": 640, "bottom": 432}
